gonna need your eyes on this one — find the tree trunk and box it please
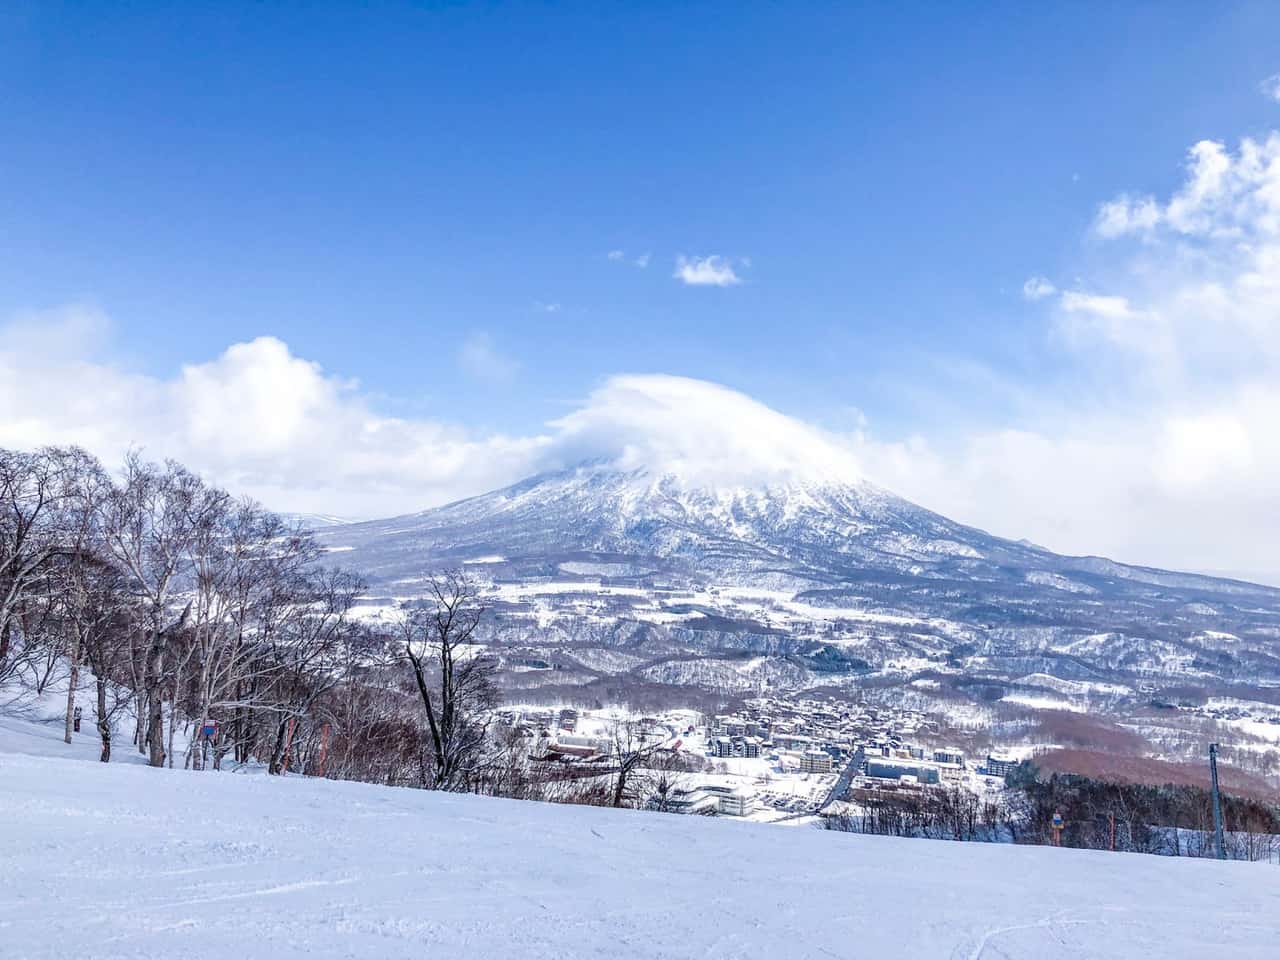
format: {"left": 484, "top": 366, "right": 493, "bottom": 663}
{"left": 143, "top": 624, "right": 167, "bottom": 767}
{"left": 96, "top": 676, "right": 111, "bottom": 763}
{"left": 168, "top": 689, "right": 179, "bottom": 770}
{"left": 146, "top": 687, "right": 165, "bottom": 767}
{"left": 134, "top": 692, "right": 146, "bottom": 752}
{"left": 612, "top": 764, "right": 629, "bottom": 808}
{"left": 63, "top": 643, "right": 79, "bottom": 745}
{"left": 191, "top": 657, "right": 210, "bottom": 770}
{"left": 268, "top": 717, "right": 289, "bottom": 775}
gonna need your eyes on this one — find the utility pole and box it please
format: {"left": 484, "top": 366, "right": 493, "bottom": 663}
{"left": 1209, "top": 743, "right": 1226, "bottom": 860}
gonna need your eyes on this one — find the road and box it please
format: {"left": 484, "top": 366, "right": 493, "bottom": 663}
{"left": 818, "top": 750, "right": 862, "bottom": 811}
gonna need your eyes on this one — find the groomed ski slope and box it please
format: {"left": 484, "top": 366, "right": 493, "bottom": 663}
{"left": 2, "top": 743, "right": 1279, "bottom": 959}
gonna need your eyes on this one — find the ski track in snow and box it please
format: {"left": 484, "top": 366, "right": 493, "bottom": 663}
{"left": 2, "top": 745, "right": 1280, "bottom": 959}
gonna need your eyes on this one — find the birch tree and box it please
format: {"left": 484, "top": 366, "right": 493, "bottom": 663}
{"left": 101, "top": 455, "right": 204, "bottom": 767}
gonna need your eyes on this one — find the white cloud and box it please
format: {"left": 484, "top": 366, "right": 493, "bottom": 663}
{"left": 547, "top": 374, "right": 862, "bottom": 486}
{"left": 860, "top": 130, "right": 1280, "bottom": 576}
{"left": 1059, "top": 291, "right": 1134, "bottom": 319}
{"left": 0, "top": 312, "right": 545, "bottom": 518}
{"left": 1094, "top": 137, "right": 1280, "bottom": 240}
{"left": 533, "top": 301, "right": 561, "bottom": 313}
{"left": 0, "top": 302, "right": 114, "bottom": 357}
{"left": 673, "top": 255, "right": 742, "bottom": 287}
{"left": 1022, "top": 276, "right": 1056, "bottom": 301}
{"left": 1094, "top": 194, "right": 1161, "bottom": 236}
{"left": 5, "top": 298, "right": 1280, "bottom": 577}
{"left": 1053, "top": 290, "right": 1178, "bottom": 360}
{"left": 0, "top": 317, "right": 859, "bottom": 516}
{"left": 457, "top": 332, "right": 519, "bottom": 383}
{"left": 1261, "top": 73, "right": 1280, "bottom": 103}
{"left": 607, "top": 250, "right": 650, "bottom": 269}
{"left": 845, "top": 383, "right": 1280, "bottom": 581}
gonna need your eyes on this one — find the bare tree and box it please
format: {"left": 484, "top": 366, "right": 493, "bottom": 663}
{"left": 62, "top": 557, "right": 137, "bottom": 762}
{"left": 606, "top": 718, "right": 666, "bottom": 808}
{"left": 402, "top": 572, "right": 499, "bottom": 790}
{"left": 51, "top": 451, "right": 114, "bottom": 744}
{"left": 183, "top": 502, "right": 319, "bottom": 771}
{"left": 101, "top": 455, "right": 205, "bottom": 767}
{"left": 261, "top": 567, "right": 363, "bottom": 775}
{"left": 0, "top": 448, "right": 87, "bottom": 687}
{"left": 317, "top": 628, "right": 416, "bottom": 784}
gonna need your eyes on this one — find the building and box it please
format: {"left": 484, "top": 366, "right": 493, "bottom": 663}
{"left": 657, "top": 787, "right": 720, "bottom": 815}
{"left": 775, "top": 733, "right": 813, "bottom": 751}
{"left": 712, "top": 737, "right": 735, "bottom": 758}
{"left": 933, "top": 749, "right": 965, "bottom": 767}
{"left": 800, "top": 749, "right": 833, "bottom": 774}
{"left": 865, "top": 758, "right": 941, "bottom": 785}
{"left": 717, "top": 788, "right": 754, "bottom": 817}
{"left": 550, "top": 734, "right": 608, "bottom": 758}
{"left": 653, "top": 784, "right": 754, "bottom": 817}
{"left": 985, "top": 753, "right": 1018, "bottom": 778}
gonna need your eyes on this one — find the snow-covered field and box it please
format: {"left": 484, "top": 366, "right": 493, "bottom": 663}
{"left": 3, "top": 734, "right": 1280, "bottom": 959}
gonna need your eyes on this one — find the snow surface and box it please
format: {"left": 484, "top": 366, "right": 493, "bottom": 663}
{"left": 3, "top": 743, "right": 1280, "bottom": 958}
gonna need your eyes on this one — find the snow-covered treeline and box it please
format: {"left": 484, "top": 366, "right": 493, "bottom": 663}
{"left": 0, "top": 446, "right": 674, "bottom": 805}
{"left": 0, "top": 446, "right": 387, "bottom": 773}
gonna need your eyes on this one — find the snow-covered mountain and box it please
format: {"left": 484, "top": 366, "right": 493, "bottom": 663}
{"left": 321, "top": 463, "right": 999, "bottom": 582}
{"left": 318, "top": 461, "right": 1279, "bottom": 601}
{"left": 316, "top": 463, "right": 1280, "bottom": 697}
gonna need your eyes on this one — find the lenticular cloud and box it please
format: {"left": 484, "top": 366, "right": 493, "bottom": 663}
{"left": 546, "top": 374, "right": 865, "bottom": 486}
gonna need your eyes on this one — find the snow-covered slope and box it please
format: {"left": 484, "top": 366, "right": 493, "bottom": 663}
{"left": 3, "top": 746, "right": 1278, "bottom": 959}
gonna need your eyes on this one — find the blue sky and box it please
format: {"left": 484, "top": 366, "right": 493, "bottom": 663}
{"left": 3, "top": 2, "right": 1280, "bottom": 577}
{"left": 2, "top": 1, "right": 1274, "bottom": 429}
